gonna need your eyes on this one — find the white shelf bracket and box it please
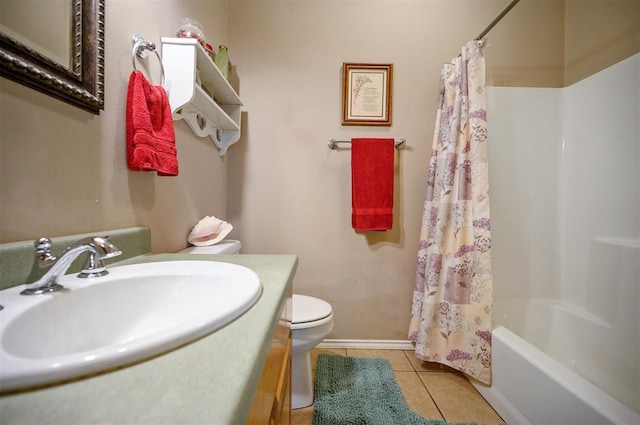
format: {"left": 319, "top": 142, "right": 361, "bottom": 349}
{"left": 175, "top": 107, "right": 240, "bottom": 156}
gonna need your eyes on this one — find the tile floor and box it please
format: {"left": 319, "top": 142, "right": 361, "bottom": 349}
{"left": 292, "top": 348, "right": 504, "bottom": 425}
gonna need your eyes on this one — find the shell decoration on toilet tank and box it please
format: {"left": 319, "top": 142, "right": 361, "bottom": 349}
{"left": 187, "top": 216, "right": 233, "bottom": 246}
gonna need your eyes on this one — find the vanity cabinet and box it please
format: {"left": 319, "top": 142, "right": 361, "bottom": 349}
{"left": 247, "top": 294, "right": 292, "bottom": 424}
{"left": 160, "top": 37, "right": 242, "bottom": 156}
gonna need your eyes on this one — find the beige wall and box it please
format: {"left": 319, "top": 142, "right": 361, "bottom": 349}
{"left": 1, "top": 1, "right": 637, "bottom": 340}
{"left": 0, "top": 1, "right": 231, "bottom": 252}
{"left": 226, "top": 0, "right": 565, "bottom": 340}
{"left": 564, "top": 0, "right": 640, "bottom": 85}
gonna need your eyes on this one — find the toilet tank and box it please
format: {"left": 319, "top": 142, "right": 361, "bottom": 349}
{"left": 179, "top": 240, "right": 241, "bottom": 254}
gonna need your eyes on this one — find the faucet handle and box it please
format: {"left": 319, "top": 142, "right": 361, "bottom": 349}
{"left": 35, "top": 237, "right": 52, "bottom": 252}
{"left": 77, "top": 236, "right": 121, "bottom": 278}
{"left": 78, "top": 252, "right": 108, "bottom": 278}
{"left": 34, "top": 237, "right": 57, "bottom": 267}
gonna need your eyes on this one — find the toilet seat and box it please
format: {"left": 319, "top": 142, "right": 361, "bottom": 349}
{"left": 292, "top": 294, "right": 333, "bottom": 330}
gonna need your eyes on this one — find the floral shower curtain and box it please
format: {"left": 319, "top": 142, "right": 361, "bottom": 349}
{"left": 408, "top": 40, "right": 493, "bottom": 384}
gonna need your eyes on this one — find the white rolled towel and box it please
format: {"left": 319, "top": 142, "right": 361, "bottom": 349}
{"left": 187, "top": 216, "right": 233, "bottom": 247}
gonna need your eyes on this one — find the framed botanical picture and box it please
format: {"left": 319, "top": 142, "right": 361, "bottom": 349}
{"left": 342, "top": 63, "right": 393, "bottom": 126}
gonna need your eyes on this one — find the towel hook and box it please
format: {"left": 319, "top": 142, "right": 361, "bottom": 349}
{"left": 131, "top": 34, "right": 165, "bottom": 86}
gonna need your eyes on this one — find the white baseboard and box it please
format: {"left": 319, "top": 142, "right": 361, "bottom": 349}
{"left": 317, "top": 339, "right": 415, "bottom": 350}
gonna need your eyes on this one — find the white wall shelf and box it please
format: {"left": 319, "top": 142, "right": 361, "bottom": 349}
{"left": 161, "top": 37, "right": 242, "bottom": 156}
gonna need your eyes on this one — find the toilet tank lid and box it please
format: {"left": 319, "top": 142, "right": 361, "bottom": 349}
{"left": 293, "top": 294, "right": 332, "bottom": 324}
{"left": 179, "top": 240, "right": 241, "bottom": 254}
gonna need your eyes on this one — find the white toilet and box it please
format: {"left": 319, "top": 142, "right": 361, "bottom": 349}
{"left": 291, "top": 294, "right": 333, "bottom": 409}
{"left": 179, "top": 239, "right": 243, "bottom": 255}
{"left": 179, "top": 240, "right": 334, "bottom": 409}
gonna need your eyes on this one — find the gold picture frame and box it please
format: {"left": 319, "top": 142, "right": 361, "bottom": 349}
{"left": 342, "top": 63, "right": 393, "bottom": 126}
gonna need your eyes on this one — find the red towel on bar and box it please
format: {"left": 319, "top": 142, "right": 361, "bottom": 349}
{"left": 126, "top": 70, "right": 178, "bottom": 176}
{"left": 351, "top": 138, "right": 395, "bottom": 231}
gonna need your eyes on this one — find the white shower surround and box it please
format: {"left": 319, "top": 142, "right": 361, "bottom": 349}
{"left": 478, "top": 54, "right": 639, "bottom": 424}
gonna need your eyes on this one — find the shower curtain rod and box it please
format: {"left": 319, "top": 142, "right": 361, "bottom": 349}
{"left": 476, "top": 0, "right": 521, "bottom": 40}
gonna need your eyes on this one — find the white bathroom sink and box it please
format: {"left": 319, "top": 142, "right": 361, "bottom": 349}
{"left": 0, "top": 260, "right": 261, "bottom": 392}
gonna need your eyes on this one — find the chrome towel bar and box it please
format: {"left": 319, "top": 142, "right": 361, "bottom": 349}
{"left": 328, "top": 138, "right": 406, "bottom": 150}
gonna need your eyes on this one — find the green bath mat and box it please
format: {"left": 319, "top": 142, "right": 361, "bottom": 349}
{"left": 313, "top": 354, "right": 453, "bottom": 425}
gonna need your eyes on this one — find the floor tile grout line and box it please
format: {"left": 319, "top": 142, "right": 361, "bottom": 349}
{"left": 404, "top": 349, "right": 505, "bottom": 424}
{"left": 465, "top": 377, "right": 504, "bottom": 420}
{"left": 401, "top": 350, "right": 449, "bottom": 423}
{"left": 403, "top": 349, "right": 419, "bottom": 372}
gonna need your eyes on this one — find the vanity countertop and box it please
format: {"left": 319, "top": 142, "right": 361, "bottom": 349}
{"left": 0, "top": 253, "right": 297, "bottom": 425}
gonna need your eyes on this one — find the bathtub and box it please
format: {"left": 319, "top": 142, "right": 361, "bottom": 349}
{"left": 482, "top": 55, "right": 639, "bottom": 425}
{"left": 472, "top": 325, "right": 639, "bottom": 425}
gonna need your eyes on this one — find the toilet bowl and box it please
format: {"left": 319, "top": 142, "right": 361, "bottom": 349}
{"left": 291, "top": 294, "right": 333, "bottom": 409}
{"left": 178, "top": 240, "right": 334, "bottom": 409}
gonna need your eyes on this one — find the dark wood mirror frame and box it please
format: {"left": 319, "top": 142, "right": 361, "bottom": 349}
{"left": 0, "top": 0, "right": 105, "bottom": 114}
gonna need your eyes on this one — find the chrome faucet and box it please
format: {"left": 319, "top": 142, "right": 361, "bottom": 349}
{"left": 21, "top": 236, "right": 122, "bottom": 296}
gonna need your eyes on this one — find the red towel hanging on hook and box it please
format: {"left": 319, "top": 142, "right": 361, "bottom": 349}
{"left": 126, "top": 70, "right": 178, "bottom": 176}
